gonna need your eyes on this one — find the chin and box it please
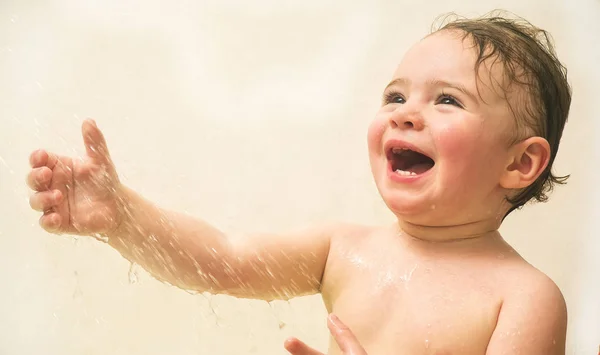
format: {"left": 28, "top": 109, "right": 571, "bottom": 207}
{"left": 379, "top": 190, "right": 437, "bottom": 218}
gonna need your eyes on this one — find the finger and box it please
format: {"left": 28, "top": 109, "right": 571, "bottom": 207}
{"left": 29, "top": 149, "right": 58, "bottom": 169}
{"left": 29, "top": 190, "right": 63, "bottom": 212}
{"left": 39, "top": 212, "right": 62, "bottom": 232}
{"left": 284, "top": 337, "right": 324, "bottom": 355}
{"left": 82, "top": 119, "right": 111, "bottom": 163}
{"left": 26, "top": 166, "right": 53, "bottom": 191}
{"left": 327, "top": 314, "right": 367, "bottom": 355}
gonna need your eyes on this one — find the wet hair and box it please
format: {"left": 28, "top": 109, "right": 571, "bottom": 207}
{"left": 431, "top": 10, "right": 572, "bottom": 216}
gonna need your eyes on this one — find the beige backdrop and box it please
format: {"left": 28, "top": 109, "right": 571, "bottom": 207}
{"left": 1, "top": 0, "right": 598, "bottom": 354}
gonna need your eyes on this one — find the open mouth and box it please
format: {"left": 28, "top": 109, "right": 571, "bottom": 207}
{"left": 386, "top": 147, "right": 435, "bottom": 176}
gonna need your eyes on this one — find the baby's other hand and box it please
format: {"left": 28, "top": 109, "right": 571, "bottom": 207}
{"left": 284, "top": 314, "right": 367, "bottom": 355}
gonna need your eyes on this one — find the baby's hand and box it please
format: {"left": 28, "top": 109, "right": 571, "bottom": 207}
{"left": 285, "top": 314, "right": 367, "bottom": 355}
{"left": 27, "top": 119, "right": 123, "bottom": 237}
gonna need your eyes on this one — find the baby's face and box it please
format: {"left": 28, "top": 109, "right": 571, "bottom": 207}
{"left": 367, "top": 30, "right": 519, "bottom": 226}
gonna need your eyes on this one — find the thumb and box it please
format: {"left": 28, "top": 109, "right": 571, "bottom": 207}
{"left": 327, "top": 314, "right": 367, "bottom": 355}
{"left": 82, "top": 119, "right": 111, "bottom": 162}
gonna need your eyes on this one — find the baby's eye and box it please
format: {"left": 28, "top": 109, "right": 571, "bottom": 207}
{"left": 383, "top": 91, "right": 406, "bottom": 105}
{"left": 436, "top": 94, "right": 463, "bottom": 108}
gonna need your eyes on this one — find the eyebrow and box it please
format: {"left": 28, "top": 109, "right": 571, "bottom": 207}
{"left": 384, "top": 78, "right": 479, "bottom": 103}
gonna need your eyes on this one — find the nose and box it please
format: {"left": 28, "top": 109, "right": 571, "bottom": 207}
{"left": 388, "top": 109, "right": 425, "bottom": 131}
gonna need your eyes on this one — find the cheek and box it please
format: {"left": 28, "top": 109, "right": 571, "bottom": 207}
{"left": 367, "top": 118, "right": 386, "bottom": 154}
{"left": 435, "top": 122, "right": 478, "bottom": 160}
{"left": 435, "top": 122, "right": 506, "bottom": 182}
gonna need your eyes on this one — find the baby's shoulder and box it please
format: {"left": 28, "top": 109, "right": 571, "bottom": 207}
{"left": 497, "top": 259, "right": 566, "bottom": 311}
{"left": 488, "top": 258, "right": 568, "bottom": 350}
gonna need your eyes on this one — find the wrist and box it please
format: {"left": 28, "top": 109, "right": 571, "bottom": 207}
{"left": 105, "top": 183, "right": 135, "bottom": 240}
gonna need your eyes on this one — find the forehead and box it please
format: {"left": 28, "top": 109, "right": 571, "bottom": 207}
{"left": 391, "top": 30, "right": 507, "bottom": 104}
{"left": 393, "top": 31, "right": 478, "bottom": 81}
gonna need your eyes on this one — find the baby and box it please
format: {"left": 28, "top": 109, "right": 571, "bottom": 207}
{"left": 26, "top": 12, "right": 571, "bottom": 355}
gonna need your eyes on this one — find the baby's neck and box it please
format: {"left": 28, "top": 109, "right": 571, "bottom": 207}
{"left": 396, "top": 217, "right": 501, "bottom": 244}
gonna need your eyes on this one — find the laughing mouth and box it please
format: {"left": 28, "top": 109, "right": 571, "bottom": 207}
{"left": 386, "top": 147, "right": 435, "bottom": 176}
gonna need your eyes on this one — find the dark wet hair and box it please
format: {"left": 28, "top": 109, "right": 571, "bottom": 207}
{"left": 432, "top": 10, "right": 572, "bottom": 216}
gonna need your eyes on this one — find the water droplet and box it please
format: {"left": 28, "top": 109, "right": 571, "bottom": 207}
{"left": 425, "top": 339, "right": 430, "bottom": 348}
{"left": 128, "top": 263, "right": 139, "bottom": 284}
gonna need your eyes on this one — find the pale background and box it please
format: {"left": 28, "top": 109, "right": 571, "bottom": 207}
{"left": 0, "top": 0, "right": 598, "bottom": 354}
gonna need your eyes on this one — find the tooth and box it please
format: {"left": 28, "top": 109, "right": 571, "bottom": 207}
{"left": 395, "top": 169, "right": 417, "bottom": 176}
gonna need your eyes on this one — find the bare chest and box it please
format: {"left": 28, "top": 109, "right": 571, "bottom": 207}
{"left": 323, "top": 252, "right": 503, "bottom": 355}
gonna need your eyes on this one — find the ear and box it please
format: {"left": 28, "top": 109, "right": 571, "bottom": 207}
{"left": 500, "top": 137, "right": 551, "bottom": 189}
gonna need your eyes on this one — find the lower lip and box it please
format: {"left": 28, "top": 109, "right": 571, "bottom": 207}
{"left": 386, "top": 161, "right": 433, "bottom": 183}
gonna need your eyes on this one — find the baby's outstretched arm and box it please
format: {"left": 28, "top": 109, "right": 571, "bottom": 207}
{"left": 27, "top": 119, "right": 333, "bottom": 301}
{"left": 108, "top": 187, "right": 333, "bottom": 300}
